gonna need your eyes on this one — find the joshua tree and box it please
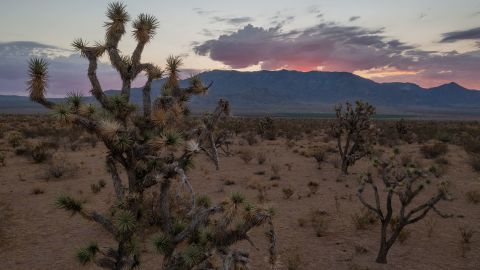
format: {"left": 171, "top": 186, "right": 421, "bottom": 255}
{"left": 357, "top": 154, "right": 451, "bottom": 264}
{"left": 331, "top": 101, "right": 375, "bottom": 175}
{"left": 257, "top": 116, "right": 277, "bottom": 140}
{"left": 27, "top": 2, "right": 276, "bottom": 269}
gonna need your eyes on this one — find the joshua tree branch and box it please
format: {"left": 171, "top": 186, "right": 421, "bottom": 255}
{"left": 106, "top": 155, "right": 125, "bottom": 201}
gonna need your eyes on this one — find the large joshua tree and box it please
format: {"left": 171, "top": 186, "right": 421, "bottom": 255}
{"left": 357, "top": 154, "right": 451, "bottom": 264}
{"left": 331, "top": 101, "right": 376, "bottom": 175}
{"left": 27, "top": 2, "right": 276, "bottom": 269}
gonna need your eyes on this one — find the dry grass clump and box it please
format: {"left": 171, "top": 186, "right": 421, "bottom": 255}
{"left": 238, "top": 149, "right": 254, "bottom": 164}
{"left": 5, "top": 131, "right": 24, "bottom": 148}
{"left": 270, "top": 163, "right": 281, "bottom": 180}
{"left": 310, "top": 209, "right": 329, "bottom": 237}
{"left": 459, "top": 226, "right": 475, "bottom": 257}
{"left": 257, "top": 152, "right": 267, "bottom": 165}
{"left": 90, "top": 180, "right": 106, "bottom": 194}
{"left": 420, "top": 141, "right": 448, "bottom": 159}
{"left": 284, "top": 248, "right": 304, "bottom": 270}
{"left": 46, "top": 153, "right": 78, "bottom": 179}
{"left": 0, "top": 152, "right": 5, "bottom": 167}
{"left": 352, "top": 209, "right": 377, "bottom": 230}
{"left": 282, "top": 187, "right": 294, "bottom": 199}
{"left": 465, "top": 190, "right": 480, "bottom": 204}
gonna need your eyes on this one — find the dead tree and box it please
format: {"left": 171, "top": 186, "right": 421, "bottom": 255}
{"left": 331, "top": 101, "right": 375, "bottom": 175}
{"left": 27, "top": 2, "right": 276, "bottom": 269}
{"left": 357, "top": 155, "right": 451, "bottom": 264}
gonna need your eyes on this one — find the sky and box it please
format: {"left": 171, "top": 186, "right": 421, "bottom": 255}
{"left": 1, "top": 0, "right": 480, "bottom": 96}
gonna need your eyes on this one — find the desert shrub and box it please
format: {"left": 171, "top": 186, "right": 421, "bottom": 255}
{"left": 47, "top": 161, "right": 69, "bottom": 178}
{"left": 297, "top": 218, "right": 307, "bottom": 227}
{"left": 242, "top": 132, "right": 258, "bottom": 145}
{"left": 459, "top": 226, "right": 475, "bottom": 257}
{"left": 285, "top": 249, "right": 303, "bottom": 270}
{"left": 429, "top": 164, "right": 446, "bottom": 178}
{"left": 352, "top": 209, "right": 377, "bottom": 230}
{"left": 270, "top": 164, "right": 280, "bottom": 180}
{"left": 397, "top": 229, "right": 411, "bottom": 244}
{"left": 466, "top": 190, "right": 480, "bottom": 204}
{"left": 224, "top": 179, "right": 235, "bottom": 186}
{"left": 435, "top": 131, "right": 453, "bottom": 143}
{"left": 91, "top": 180, "right": 106, "bottom": 194}
{"left": 282, "top": 187, "right": 294, "bottom": 199}
{"left": 435, "top": 157, "right": 449, "bottom": 165}
{"left": 0, "top": 152, "right": 5, "bottom": 167}
{"left": 31, "top": 188, "right": 45, "bottom": 195}
{"left": 30, "top": 143, "right": 49, "bottom": 163}
{"left": 6, "top": 131, "right": 24, "bottom": 148}
{"left": 307, "top": 181, "right": 319, "bottom": 195}
{"left": 257, "top": 152, "right": 267, "bottom": 165}
{"left": 421, "top": 142, "right": 448, "bottom": 159}
{"left": 459, "top": 226, "right": 475, "bottom": 244}
{"left": 470, "top": 154, "right": 480, "bottom": 172}
{"left": 238, "top": 149, "right": 254, "bottom": 164}
{"left": 310, "top": 210, "right": 329, "bottom": 237}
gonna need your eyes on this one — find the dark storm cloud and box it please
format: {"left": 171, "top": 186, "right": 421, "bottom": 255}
{"left": 440, "top": 27, "right": 480, "bottom": 43}
{"left": 193, "top": 22, "right": 480, "bottom": 88}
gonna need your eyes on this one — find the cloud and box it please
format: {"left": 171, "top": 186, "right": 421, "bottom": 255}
{"left": 0, "top": 41, "right": 125, "bottom": 96}
{"left": 211, "top": 16, "right": 253, "bottom": 26}
{"left": 349, "top": 16, "right": 361, "bottom": 22}
{"left": 193, "top": 8, "right": 216, "bottom": 16}
{"left": 440, "top": 27, "right": 480, "bottom": 43}
{"left": 268, "top": 12, "right": 295, "bottom": 27}
{"left": 193, "top": 22, "right": 480, "bottom": 88}
{"left": 194, "top": 23, "right": 411, "bottom": 71}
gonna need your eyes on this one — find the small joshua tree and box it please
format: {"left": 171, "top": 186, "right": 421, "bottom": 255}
{"left": 357, "top": 154, "right": 451, "bottom": 264}
{"left": 331, "top": 101, "right": 375, "bottom": 175}
{"left": 257, "top": 116, "right": 277, "bottom": 140}
{"left": 28, "top": 2, "right": 275, "bottom": 269}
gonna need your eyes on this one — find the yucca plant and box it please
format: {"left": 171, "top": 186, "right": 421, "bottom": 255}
{"left": 28, "top": 2, "right": 276, "bottom": 269}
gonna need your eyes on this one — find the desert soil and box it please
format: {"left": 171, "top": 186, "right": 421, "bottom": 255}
{"left": 0, "top": 135, "right": 479, "bottom": 270}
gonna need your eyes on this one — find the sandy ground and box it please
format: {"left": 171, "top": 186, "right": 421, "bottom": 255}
{"left": 0, "top": 135, "right": 479, "bottom": 270}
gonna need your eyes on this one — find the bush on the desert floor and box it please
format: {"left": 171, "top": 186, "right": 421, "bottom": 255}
{"left": 420, "top": 141, "right": 448, "bottom": 159}
{"left": 238, "top": 149, "right": 254, "bottom": 164}
{"left": 352, "top": 209, "right": 377, "bottom": 230}
{"left": 0, "top": 152, "right": 5, "bottom": 167}
{"left": 466, "top": 190, "right": 480, "bottom": 204}
{"left": 6, "top": 130, "right": 24, "bottom": 148}
{"left": 470, "top": 154, "right": 480, "bottom": 172}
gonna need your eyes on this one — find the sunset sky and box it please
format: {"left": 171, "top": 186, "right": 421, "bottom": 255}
{"left": 1, "top": 0, "right": 480, "bottom": 96}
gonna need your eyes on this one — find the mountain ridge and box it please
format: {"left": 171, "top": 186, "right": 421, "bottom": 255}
{"left": 1, "top": 69, "right": 480, "bottom": 117}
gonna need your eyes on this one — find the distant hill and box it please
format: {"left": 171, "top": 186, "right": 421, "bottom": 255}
{"left": 2, "top": 70, "right": 480, "bottom": 118}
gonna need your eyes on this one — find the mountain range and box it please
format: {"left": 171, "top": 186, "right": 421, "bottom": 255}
{"left": 2, "top": 70, "right": 480, "bottom": 118}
